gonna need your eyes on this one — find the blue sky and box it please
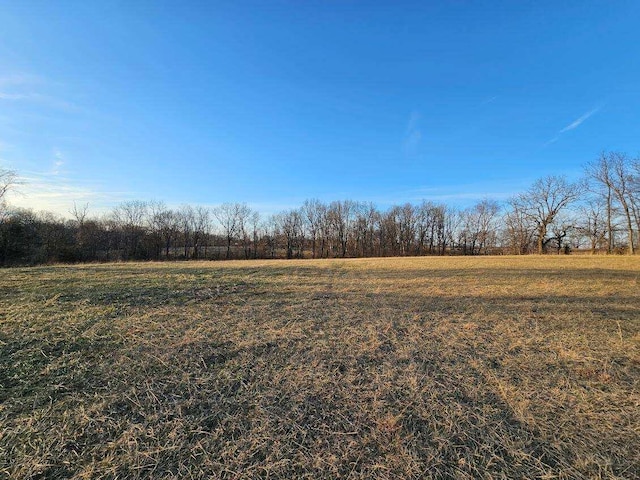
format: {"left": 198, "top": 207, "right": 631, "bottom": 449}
{"left": 1, "top": 1, "right": 639, "bottom": 215}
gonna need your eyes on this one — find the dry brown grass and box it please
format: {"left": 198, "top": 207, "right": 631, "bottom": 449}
{"left": 1, "top": 256, "right": 639, "bottom": 479}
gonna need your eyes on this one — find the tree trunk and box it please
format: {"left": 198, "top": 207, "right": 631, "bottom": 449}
{"left": 607, "top": 186, "right": 613, "bottom": 254}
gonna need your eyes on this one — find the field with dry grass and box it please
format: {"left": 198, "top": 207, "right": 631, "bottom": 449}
{"left": 1, "top": 256, "right": 639, "bottom": 479}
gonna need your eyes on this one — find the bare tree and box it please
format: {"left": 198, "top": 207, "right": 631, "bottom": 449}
{"left": 415, "top": 201, "right": 445, "bottom": 255}
{"left": 192, "top": 206, "right": 211, "bottom": 259}
{"left": 214, "top": 203, "right": 249, "bottom": 259}
{"left": 503, "top": 204, "right": 535, "bottom": 254}
{"left": 177, "top": 205, "right": 195, "bottom": 258}
{"left": 474, "top": 199, "right": 501, "bottom": 254}
{"left": 328, "top": 200, "right": 356, "bottom": 257}
{"left": 549, "top": 214, "right": 574, "bottom": 254}
{"left": 0, "top": 168, "right": 17, "bottom": 202}
{"left": 586, "top": 152, "right": 635, "bottom": 254}
{"left": 629, "top": 157, "right": 640, "bottom": 246}
{"left": 276, "top": 209, "right": 304, "bottom": 259}
{"left": 0, "top": 168, "right": 18, "bottom": 221}
{"left": 511, "top": 175, "right": 581, "bottom": 254}
{"left": 249, "top": 211, "right": 261, "bottom": 259}
{"left": 459, "top": 200, "right": 501, "bottom": 255}
{"left": 112, "top": 200, "right": 149, "bottom": 259}
{"left": 353, "top": 202, "right": 378, "bottom": 257}
{"left": 576, "top": 198, "right": 609, "bottom": 253}
{"left": 70, "top": 202, "right": 90, "bottom": 259}
{"left": 150, "top": 203, "right": 180, "bottom": 259}
{"left": 378, "top": 207, "right": 400, "bottom": 256}
{"left": 236, "top": 204, "right": 254, "bottom": 259}
{"left": 397, "top": 203, "right": 417, "bottom": 255}
{"left": 302, "top": 199, "right": 324, "bottom": 259}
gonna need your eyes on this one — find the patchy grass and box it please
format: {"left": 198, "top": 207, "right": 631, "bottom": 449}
{"left": 1, "top": 256, "right": 639, "bottom": 479}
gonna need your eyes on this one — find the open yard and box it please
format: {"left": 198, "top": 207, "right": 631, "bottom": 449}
{"left": 1, "top": 256, "right": 639, "bottom": 479}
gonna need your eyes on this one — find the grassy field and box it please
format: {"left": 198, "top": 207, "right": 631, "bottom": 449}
{"left": 1, "top": 256, "right": 639, "bottom": 479}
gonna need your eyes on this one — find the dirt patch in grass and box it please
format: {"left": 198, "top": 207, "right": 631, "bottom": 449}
{"left": 1, "top": 256, "right": 639, "bottom": 479}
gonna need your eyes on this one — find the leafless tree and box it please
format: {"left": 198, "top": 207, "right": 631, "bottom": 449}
{"left": 177, "top": 205, "right": 195, "bottom": 258}
{"left": 302, "top": 199, "right": 325, "bottom": 259}
{"left": 511, "top": 175, "right": 581, "bottom": 254}
{"left": 214, "top": 203, "right": 251, "bottom": 259}
{"left": 353, "top": 202, "right": 378, "bottom": 257}
{"left": 629, "top": 157, "right": 640, "bottom": 246}
{"left": 415, "top": 201, "right": 444, "bottom": 255}
{"left": 192, "top": 206, "right": 211, "bottom": 259}
{"left": 235, "top": 204, "right": 254, "bottom": 259}
{"left": 70, "top": 202, "right": 90, "bottom": 258}
{"left": 249, "top": 211, "right": 260, "bottom": 259}
{"left": 458, "top": 200, "right": 501, "bottom": 255}
{"left": 275, "top": 209, "right": 304, "bottom": 259}
{"left": 214, "top": 203, "right": 237, "bottom": 259}
{"left": 379, "top": 207, "right": 400, "bottom": 256}
{"left": 112, "top": 200, "right": 149, "bottom": 259}
{"left": 327, "top": 200, "right": 356, "bottom": 257}
{"left": 0, "top": 168, "right": 17, "bottom": 202}
{"left": 150, "top": 203, "right": 180, "bottom": 259}
{"left": 397, "top": 203, "right": 417, "bottom": 255}
{"left": 586, "top": 152, "right": 636, "bottom": 254}
{"left": 549, "top": 214, "right": 574, "bottom": 254}
{"left": 503, "top": 204, "right": 535, "bottom": 254}
{"left": 576, "top": 198, "right": 612, "bottom": 254}
{"left": 0, "top": 168, "right": 18, "bottom": 221}
{"left": 474, "top": 199, "right": 501, "bottom": 254}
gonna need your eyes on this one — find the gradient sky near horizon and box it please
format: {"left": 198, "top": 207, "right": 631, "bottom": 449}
{"left": 1, "top": 1, "right": 639, "bottom": 216}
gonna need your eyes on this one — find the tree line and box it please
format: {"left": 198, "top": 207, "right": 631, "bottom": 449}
{"left": 1, "top": 151, "right": 639, "bottom": 265}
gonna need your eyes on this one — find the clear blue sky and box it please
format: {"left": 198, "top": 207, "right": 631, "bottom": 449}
{"left": 1, "top": 1, "right": 639, "bottom": 215}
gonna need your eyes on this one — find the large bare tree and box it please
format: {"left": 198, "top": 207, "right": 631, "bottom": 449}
{"left": 511, "top": 175, "right": 581, "bottom": 254}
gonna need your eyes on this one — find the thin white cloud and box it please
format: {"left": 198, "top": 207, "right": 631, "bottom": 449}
{"left": 363, "top": 185, "right": 516, "bottom": 208}
{"left": 51, "top": 149, "right": 65, "bottom": 175}
{"left": 543, "top": 105, "right": 603, "bottom": 147}
{"left": 0, "top": 92, "right": 30, "bottom": 100}
{"left": 559, "top": 107, "right": 601, "bottom": 133}
{"left": 481, "top": 95, "right": 498, "bottom": 105}
{"left": 5, "top": 173, "right": 131, "bottom": 217}
{"left": 0, "top": 91, "right": 78, "bottom": 111}
{"left": 0, "top": 73, "right": 42, "bottom": 88}
{"left": 0, "top": 72, "right": 79, "bottom": 111}
{"left": 408, "top": 188, "right": 513, "bottom": 203}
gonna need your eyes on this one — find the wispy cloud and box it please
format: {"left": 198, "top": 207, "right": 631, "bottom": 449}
{"left": 5, "top": 172, "right": 131, "bottom": 217}
{"left": 480, "top": 95, "right": 498, "bottom": 105}
{"left": 0, "top": 91, "right": 78, "bottom": 111}
{"left": 52, "top": 149, "right": 65, "bottom": 175}
{"left": 542, "top": 135, "right": 560, "bottom": 147}
{"left": 0, "top": 73, "right": 42, "bottom": 88}
{"left": 559, "top": 107, "right": 601, "bottom": 133}
{"left": 544, "top": 105, "right": 603, "bottom": 147}
{"left": 0, "top": 92, "right": 30, "bottom": 100}
{"left": 403, "top": 111, "right": 423, "bottom": 156}
{"left": 0, "top": 73, "right": 78, "bottom": 112}
{"left": 364, "top": 185, "right": 517, "bottom": 208}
